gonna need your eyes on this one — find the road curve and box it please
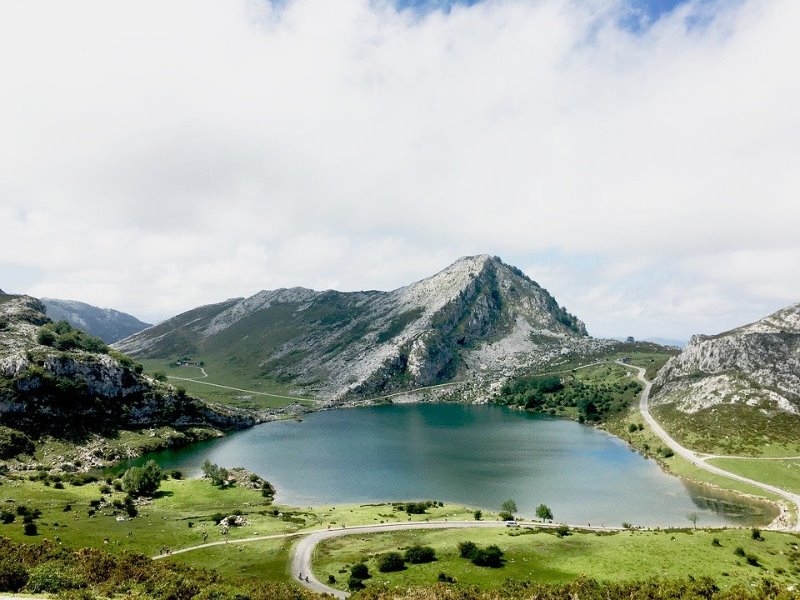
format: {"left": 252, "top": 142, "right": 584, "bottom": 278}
{"left": 621, "top": 361, "right": 800, "bottom": 531}
{"left": 290, "top": 520, "right": 625, "bottom": 598}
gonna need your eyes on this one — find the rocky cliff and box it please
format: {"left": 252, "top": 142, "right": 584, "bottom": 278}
{"left": 42, "top": 298, "right": 152, "bottom": 344}
{"left": 0, "top": 293, "right": 254, "bottom": 443}
{"left": 116, "top": 255, "right": 588, "bottom": 402}
{"left": 649, "top": 302, "right": 800, "bottom": 453}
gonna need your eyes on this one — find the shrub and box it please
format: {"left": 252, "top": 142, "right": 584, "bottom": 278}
{"left": 458, "top": 541, "right": 478, "bottom": 559}
{"left": 350, "top": 563, "right": 370, "bottom": 580}
{"left": 327, "top": 574, "right": 336, "bottom": 584}
{"left": 153, "top": 371, "right": 168, "bottom": 382}
{"left": 348, "top": 576, "right": 365, "bottom": 591}
{"left": 498, "top": 511, "right": 514, "bottom": 521}
{"left": 23, "top": 522, "right": 38, "bottom": 536}
{"left": 746, "top": 554, "right": 760, "bottom": 567}
{"left": 0, "top": 560, "right": 28, "bottom": 592}
{"left": 734, "top": 546, "right": 746, "bottom": 557}
{"left": 473, "top": 509, "right": 482, "bottom": 520}
{"left": 437, "top": 572, "right": 456, "bottom": 583}
{"left": 555, "top": 524, "right": 571, "bottom": 538}
{"left": 0, "top": 510, "right": 14, "bottom": 524}
{"left": 405, "top": 544, "right": 436, "bottom": 564}
{"left": 26, "top": 563, "right": 84, "bottom": 593}
{"left": 472, "top": 545, "right": 504, "bottom": 568}
{"left": 751, "top": 528, "right": 763, "bottom": 541}
{"left": 170, "top": 470, "right": 183, "bottom": 480}
{"left": 377, "top": 552, "right": 406, "bottom": 572}
{"left": 712, "top": 538, "right": 721, "bottom": 547}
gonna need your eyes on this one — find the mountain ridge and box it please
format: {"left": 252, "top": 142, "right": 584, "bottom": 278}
{"left": 115, "top": 255, "right": 588, "bottom": 402}
{"left": 41, "top": 297, "right": 152, "bottom": 344}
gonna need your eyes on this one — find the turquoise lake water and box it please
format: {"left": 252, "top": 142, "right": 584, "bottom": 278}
{"left": 134, "top": 403, "right": 774, "bottom": 527}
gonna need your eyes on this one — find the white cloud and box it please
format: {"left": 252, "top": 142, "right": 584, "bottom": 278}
{"left": 1, "top": 0, "right": 798, "bottom": 337}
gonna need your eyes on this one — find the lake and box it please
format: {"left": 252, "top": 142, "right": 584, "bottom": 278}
{"left": 134, "top": 403, "right": 775, "bottom": 527}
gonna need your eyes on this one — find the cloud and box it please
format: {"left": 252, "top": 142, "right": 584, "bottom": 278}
{"left": 1, "top": 0, "right": 798, "bottom": 337}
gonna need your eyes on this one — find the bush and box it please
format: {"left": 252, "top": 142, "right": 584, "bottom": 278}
{"left": 350, "top": 563, "right": 370, "bottom": 580}
{"left": 405, "top": 544, "right": 436, "bottom": 564}
{"left": 170, "top": 470, "right": 183, "bottom": 480}
{"left": 153, "top": 371, "right": 168, "bottom": 382}
{"left": 347, "top": 576, "right": 365, "bottom": 591}
{"left": 472, "top": 545, "right": 504, "bottom": 568}
{"left": 734, "top": 546, "right": 746, "bottom": 557}
{"left": 27, "top": 563, "right": 84, "bottom": 593}
{"left": 437, "top": 572, "right": 456, "bottom": 583}
{"left": 327, "top": 574, "right": 336, "bottom": 584}
{"left": 555, "top": 524, "right": 571, "bottom": 538}
{"left": 377, "top": 552, "right": 406, "bottom": 572}
{"left": 751, "top": 528, "right": 763, "bottom": 541}
{"left": 0, "top": 560, "right": 28, "bottom": 592}
{"left": 0, "top": 510, "right": 14, "bottom": 524}
{"left": 23, "top": 522, "right": 38, "bottom": 536}
{"left": 499, "top": 511, "right": 514, "bottom": 521}
{"left": 473, "top": 509, "right": 482, "bottom": 520}
{"left": 711, "top": 538, "right": 721, "bottom": 547}
{"left": 458, "top": 541, "right": 478, "bottom": 559}
{"left": 202, "top": 460, "right": 229, "bottom": 487}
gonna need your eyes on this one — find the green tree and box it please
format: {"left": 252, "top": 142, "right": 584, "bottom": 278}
{"left": 201, "top": 460, "right": 229, "bottom": 486}
{"left": 501, "top": 499, "right": 517, "bottom": 515}
{"left": 473, "top": 509, "right": 482, "bottom": 521}
{"left": 536, "top": 503, "right": 553, "bottom": 522}
{"left": 122, "top": 460, "right": 162, "bottom": 497}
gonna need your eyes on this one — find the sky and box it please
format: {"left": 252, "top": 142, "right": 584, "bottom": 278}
{"left": 1, "top": 0, "right": 798, "bottom": 341}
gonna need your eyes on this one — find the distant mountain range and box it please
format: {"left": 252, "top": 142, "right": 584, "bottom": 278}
{"left": 650, "top": 302, "right": 800, "bottom": 454}
{"left": 41, "top": 298, "right": 151, "bottom": 343}
{"left": 115, "top": 255, "right": 590, "bottom": 402}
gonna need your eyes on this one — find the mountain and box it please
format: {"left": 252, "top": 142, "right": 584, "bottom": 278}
{"left": 115, "top": 255, "right": 588, "bottom": 402}
{"left": 649, "top": 302, "right": 800, "bottom": 454}
{"left": 0, "top": 292, "right": 254, "bottom": 463}
{"left": 41, "top": 298, "right": 152, "bottom": 344}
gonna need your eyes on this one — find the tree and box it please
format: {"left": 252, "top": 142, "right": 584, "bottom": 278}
{"left": 687, "top": 512, "right": 699, "bottom": 529}
{"left": 536, "top": 504, "right": 553, "bottom": 522}
{"left": 202, "top": 460, "right": 229, "bottom": 486}
{"left": 473, "top": 509, "right": 482, "bottom": 521}
{"left": 377, "top": 552, "right": 406, "bottom": 572}
{"left": 122, "top": 460, "right": 161, "bottom": 497}
{"left": 501, "top": 499, "right": 517, "bottom": 515}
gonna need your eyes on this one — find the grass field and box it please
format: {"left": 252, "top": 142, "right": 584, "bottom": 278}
{"left": 313, "top": 526, "right": 800, "bottom": 593}
{"left": 708, "top": 458, "right": 800, "bottom": 496}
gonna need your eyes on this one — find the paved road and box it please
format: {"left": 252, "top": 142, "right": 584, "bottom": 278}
{"left": 620, "top": 361, "right": 800, "bottom": 531}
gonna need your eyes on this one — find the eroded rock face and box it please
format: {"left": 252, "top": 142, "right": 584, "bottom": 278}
{"left": 115, "top": 255, "right": 588, "bottom": 401}
{"left": 0, "top": 293, "right": 255, "bottom": 437}
{"left": 651, "top": 302, "right": 800, "bottom": 416}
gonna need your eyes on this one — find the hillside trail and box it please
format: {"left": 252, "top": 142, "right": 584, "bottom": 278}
{"left": 618, "top": 361, "right": 800, "bottom": 531}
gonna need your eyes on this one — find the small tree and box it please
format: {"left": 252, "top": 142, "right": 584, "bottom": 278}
{"left": 501, "top": 499, "right": 517, "bottom": 515}
{"left": 23, "top": 522, "right": 37, "bottom": 536}
{"left": 202, "top": 460, "right": 229, "bottom": 486}
{"left": 536, "top": 504, "right": 553, "bottom": 522}
{"left": 687, "top": 512, "right": 699, "bottom": 529}
{"left": 122, "top": 460, "right": 161, "bottom": 497}
{"left": 473, "top": 509, "right": 482, "bottom": 521}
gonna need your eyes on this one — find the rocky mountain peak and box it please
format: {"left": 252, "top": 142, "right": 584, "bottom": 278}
{"left": 115, "top": 255, "right": 587, "bottom": 402}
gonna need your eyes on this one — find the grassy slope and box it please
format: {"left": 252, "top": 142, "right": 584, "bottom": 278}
{"left": 314, "top": 527, "right": 800, "bottom": 593}
{"left": 708, "top": 458, "right": 800, "bottom": 495}
{"left": 138, "top": 359, "right": 313, "bottom": 410}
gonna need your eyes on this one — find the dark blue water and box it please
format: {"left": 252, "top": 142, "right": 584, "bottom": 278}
{"left": 135, "top": 404, "right": 774, "bottom": 527}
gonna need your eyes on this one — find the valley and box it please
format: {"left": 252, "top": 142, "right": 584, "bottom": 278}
{"left": 2, "top": 258, "right": 800, "bottom": 599}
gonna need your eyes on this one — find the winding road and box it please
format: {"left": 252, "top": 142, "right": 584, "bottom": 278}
{"left": 621, "top": 361, "right": 800, "bottom": 531}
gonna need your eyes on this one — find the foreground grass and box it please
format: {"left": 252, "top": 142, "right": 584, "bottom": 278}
{"left": 315, "top": 526, "right": 800, "bottom": 593}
